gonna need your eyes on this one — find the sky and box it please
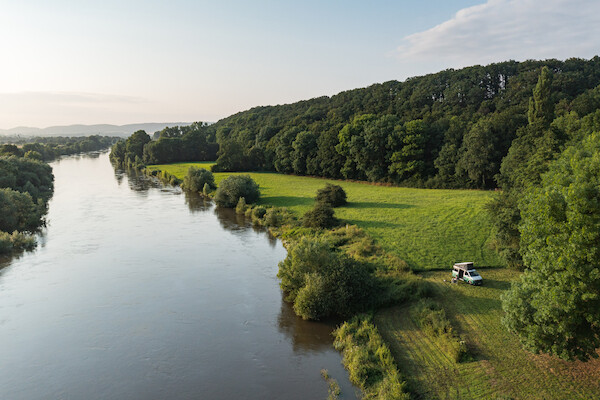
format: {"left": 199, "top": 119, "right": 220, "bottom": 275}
{"left": 0, "top": 0, "right": 599, "bottom": 129}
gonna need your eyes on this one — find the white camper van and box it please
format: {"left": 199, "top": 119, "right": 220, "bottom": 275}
{"left": 452, "top": 262, "right": 482, "bottom": 285}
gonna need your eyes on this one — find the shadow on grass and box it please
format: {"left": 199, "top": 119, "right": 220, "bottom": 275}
{"left": 479, "top": 278, "right": 512, "bottom": 291}
{"left": 346, "top": 201, "right": 415, "bottom": 210}
{"left": 259, "top": 195, "right": 313, "bottom": 208}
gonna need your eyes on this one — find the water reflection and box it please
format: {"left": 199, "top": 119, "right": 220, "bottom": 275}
{"left": 184, "top": 191, "right": 212, "bottom": 213}
{"left": 213, "top": 205, "right": 251, "bottom": 231}
{"left": 1, "top": 153, "right": 357, "bottom": 400}
{"left": 277, "top": 292, "right": 339, "bottom": 353}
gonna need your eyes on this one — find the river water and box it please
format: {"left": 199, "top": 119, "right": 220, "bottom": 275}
{"left": 0, "top": 152, "right": 356, "bottom": 399}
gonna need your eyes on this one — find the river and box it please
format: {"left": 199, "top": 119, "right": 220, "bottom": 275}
{"left": 0, "top": 152, "right": 356, "bottom": 399}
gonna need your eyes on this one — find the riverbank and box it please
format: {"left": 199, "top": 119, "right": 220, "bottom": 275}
{"left": 145, "top": 162, "right": 600, "bottom": 399}
{"left": 146, "top": 162, "right": 502, "bottom": 270}
{"left": 0, "top": 153, "right": 358, "bottom": 400}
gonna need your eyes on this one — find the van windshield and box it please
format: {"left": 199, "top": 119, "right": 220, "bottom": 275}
{"left": 468, "top": 270, "right": 479, "bottom": 276}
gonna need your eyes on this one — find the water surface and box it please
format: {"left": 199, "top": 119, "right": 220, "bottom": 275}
{"left": 0, "top": 152, "right": 356, "bottom": 399}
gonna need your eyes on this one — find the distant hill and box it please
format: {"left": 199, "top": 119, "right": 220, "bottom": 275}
{"left": 0, "top": 122, "right": 192, "bottom": 138}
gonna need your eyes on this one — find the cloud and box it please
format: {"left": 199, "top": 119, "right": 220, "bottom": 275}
{"left": 396, "top": 0, "right": 600, "bottom": 67}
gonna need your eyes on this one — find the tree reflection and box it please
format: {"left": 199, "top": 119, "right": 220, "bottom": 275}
{"left": 184, "top": 191, "right": 212, "bottom": 213}
{"left": 213, "top": 206, "right": 251, "bottom": 232}
{"left": 277, "top": 292, "right": 338, "bottom": 353}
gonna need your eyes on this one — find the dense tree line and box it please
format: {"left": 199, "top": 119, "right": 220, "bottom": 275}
{"left": 206, "top": 58, "right": 600, "bottom": 189}
{"left": 110, "top": 58, "right": 600, "bottom": 191}
{"left": 492, "top": 68, "right": 600, "bottom": 360}
{"left": 109, "top": 122, "right": 218, "bottom": 168}
{"left": 0, "top": 155, "right": 54, "bottom": 253}
{"left": 0, "top": 135, "right": 118, "bottom": 161}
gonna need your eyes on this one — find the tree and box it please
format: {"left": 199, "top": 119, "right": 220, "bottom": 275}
{"left": 528, "top": 66, "right": 554, "bottom": 129}
{"left": 214, "top": 175, "right": 260, "bottom": 207}
{"left": 125, "top": 130, "right": 151, "bottom": 162}
{"left": 0, "top": 188, "right": 42, "bottom": 233}
{"left": 302, "top": 202, "right": 339, "bottom": 229}
{"left": 277, "top": 237, "right": 376, "bottom": 320}
{"left": 291, "top": 130, "right": 317, "bottom": 175}
{"left": 502, "top": 132, "right": 600, "bottom": 360}
{"left": 213, "top": 140, "right": 251, "bottom": 172}
{"left": 182, "top": 167, "right": 215, "bottom": 193}
{"left": 388, "top": 119, "right": 428, "bottom": 182}
{"left": 315, "top": 184, "right": 347, "bottom": 207}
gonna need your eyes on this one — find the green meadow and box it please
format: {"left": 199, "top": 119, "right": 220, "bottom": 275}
{"left": 147, "top": 163, "right": 600, "bottom": 398}
{"left": 147, "top": 163, "right": 502, "bottom": 270}
{"left": 376, "top": 268, "right": 600, "bottom": 399}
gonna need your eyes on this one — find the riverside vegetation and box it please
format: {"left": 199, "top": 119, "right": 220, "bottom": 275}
{"left": 0, "top": 135, "right": 118, "bottom": 255}
{"left": 110, "top": 58, "right": 600, "bottom": 399}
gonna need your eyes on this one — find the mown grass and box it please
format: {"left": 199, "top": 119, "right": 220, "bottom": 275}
{"left": 375, "top": 268, "right": 600, "bottom": 399}
{"left": 146, "top": 162, "right": 215, "bottom": 178}
{"left": 148, "top": 163, "right": 502, "bottom": 270}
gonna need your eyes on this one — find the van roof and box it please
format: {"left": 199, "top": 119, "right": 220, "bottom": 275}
{"left": 453, "top": 262, "right": 474, "bottom": 270}
{"left": 454, "top": 262, "right": 473, "bottom": 267}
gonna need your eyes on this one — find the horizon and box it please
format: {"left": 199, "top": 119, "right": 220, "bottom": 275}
{"left": 1, "top": 0, "right": 599, "bottom": 129}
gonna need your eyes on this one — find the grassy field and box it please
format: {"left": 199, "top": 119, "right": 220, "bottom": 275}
{"left": 147, "top": 163, "right": 502, "bottom": 270}
{"left": 148, "top": 163, "right": 600, "bottom": 398}
{"left": 376, "top": 268, "right": 600, "bottom": 399}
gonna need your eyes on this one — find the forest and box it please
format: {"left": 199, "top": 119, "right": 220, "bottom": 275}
{"left": 113, "top": 58, "right": 600, "bottom": 188}
{"left": 0, "top": 135, "right": 119, "bottom": 161}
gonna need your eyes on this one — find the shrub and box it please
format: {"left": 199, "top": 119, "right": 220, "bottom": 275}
{"left": 302, "top": 202, "right": 339, "bottom": 229}
{"left": 0, "top": 231, "right": 37, "bottom": 254}
{"left": 277, "top": 237, "right": 376, "bottom": 320}
{"left": 264, "top": 207, "right": 290, "bottom": 227}
{"left": 235, "top": 197, "right": 247, "bottom": 214}
{"left": 0, "top": 232, "right": 12, "bottom": 254}
{"left": 214, "top": 175, "right": 260, "bottom": 208}
{"left": 316, "top": 183, "right": 347, "bottom": 207}
{"left": 8, "top": 231, "right": 36, "bottom": 251}
{"left": 183, "top": 167, "right": 215, "bottom": 193}
{"left": 202, "top": 182, "right": 211, "bottom": 196}
{"left": 252, "top": 206, "right": 267, "bottom": 220}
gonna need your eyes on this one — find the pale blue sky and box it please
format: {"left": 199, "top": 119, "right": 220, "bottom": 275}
{"left": 0, "top": 0, "right": 598, "bottom": 128}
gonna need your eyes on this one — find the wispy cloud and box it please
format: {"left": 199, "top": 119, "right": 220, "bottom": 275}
{"left": 396, "top": 0, "right": 600, "bottom": 67}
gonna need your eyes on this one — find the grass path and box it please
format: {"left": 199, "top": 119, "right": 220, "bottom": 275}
{"left": 376, "top": 268, "right": 600, "bottom": 399}
{"left": 147, "top": 163, "right": 502, "bottom": 270}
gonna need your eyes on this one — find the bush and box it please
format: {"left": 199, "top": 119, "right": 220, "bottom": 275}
{"left": 235, "top": 197, "right": 247, "bottom": 214}
{"left": 214, "top": 175, "right": 260, "bottom": 208}
{"left": 202, "top": 182, "right": 211, "bottom": 196}
{"left": 316, "top": 183, "right": 347, "bottom": 207}
{"left": 0, "top": 232, "right": 12, "bottom": 254}
{"left": 302, "top": 202, "right": 339, "bottom": 229}
{"left": 277, "top": 237, "right": 376, "bottom": 320}
{"left": 183, "top": 167, "right": 215, "bottom": 193}
{"left": 264, "top": 207, "right": 291, "bottom": 227}
{"left": 252, "top": 206, "right": 267, "bottom": 220}
{"left": 0, "top": 231, "right": 37, "bottom": 254}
